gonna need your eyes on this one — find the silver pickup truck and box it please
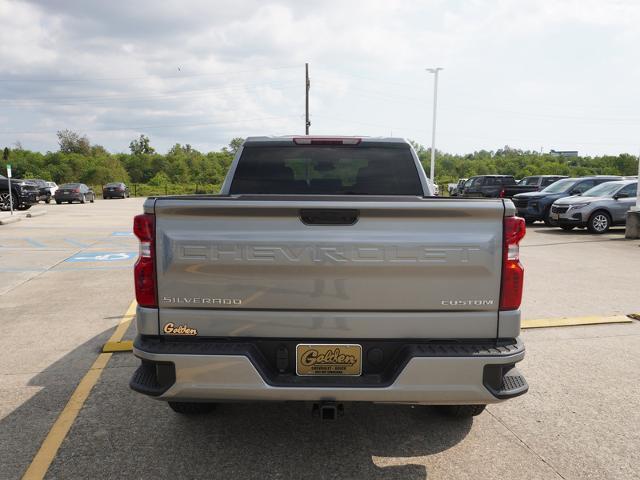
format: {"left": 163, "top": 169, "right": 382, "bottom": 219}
{"left": 130, "top": 136, "right": 528, "bottom": 420}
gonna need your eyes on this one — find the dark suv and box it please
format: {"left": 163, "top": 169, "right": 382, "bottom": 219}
{"left": 460, "top": 175, "right": 517, "bottom": 198}
{"left": 25, "top": 179, "right": 52, "bottom": 203}
{"left": 0, "top": 175, "right": 39, "bottom": 211}
{"left": 512, "top": 176, "right": 621, "bottom": 225}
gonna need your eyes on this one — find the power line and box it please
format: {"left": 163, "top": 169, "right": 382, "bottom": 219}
{"left": 0, "top": 114, "right": 302, "bottom": 135}
{"left": 0, "top": 65, "right": 300, "bottom": 83}
{"left": 314, "top": 84, "right": 640, "bottom": 124}
{"left": 312, "top": 114, "right": 640, "bottom": 147}
{"left": 0, "top": 79, "right": 298, "bottom": 103}
{"left": 0, "top": 81, "right": 300, "bottom": 107}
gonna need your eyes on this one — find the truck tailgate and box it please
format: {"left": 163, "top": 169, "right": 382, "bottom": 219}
{"left": 153, "top": 198, "right": 504, "bottom": 326}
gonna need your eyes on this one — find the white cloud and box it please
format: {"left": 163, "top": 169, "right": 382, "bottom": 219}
{"left": 1, "top": 0, "right": 639, "bottom": 154}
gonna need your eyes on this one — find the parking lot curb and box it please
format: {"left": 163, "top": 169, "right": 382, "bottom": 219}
{"left": 26, "top": 210, "right": 47, "bottom": 218}
{"left": 0, "top": 215, "right": 21, "bottom": 225}
{"left": 522, "top": 315, "right": 632, "bottom": 329}
{"left": 102, "top": 340, "right": 133, "bottom": 352}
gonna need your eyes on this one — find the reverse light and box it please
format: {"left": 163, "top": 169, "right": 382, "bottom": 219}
{"left": 293, "top": 137, "right": 362, "bottom": 145}
{"left": 500, "top": 216, "right": 526, "bottom": 311}
{"left": 133, "top": 213, "right": 157, "bottom": 308}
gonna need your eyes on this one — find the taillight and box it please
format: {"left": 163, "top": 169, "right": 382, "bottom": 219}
{"left": 133, "top": 213, "right": 157, "bottom": 308}
{"left": 72, "top": 188, "right": 80, "bottom": 193}
{"left": 500, "top": 216, "right": 526, "bottom": 310}
{"left": 499, "top": 188, "right": 505, "bottom": 198}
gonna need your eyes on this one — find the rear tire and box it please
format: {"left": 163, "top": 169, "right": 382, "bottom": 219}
{"left": 587, "top": 211, "right": 611, "bottom": 234}
{"left": 56, "top": 200, "right": 61, "bottom": 204}
{"left": 438, "top": 404, "right": 486, "bottom": 418}
{"left": 90, "top": 194, "right": 94, "bottom": 203}
{"left": 168, "top": 401, "right": 216, "bottom": 415}
{"left": 45, "top": 195, "right": 51, "bottom": 204}
{"left": 80, "top": 194, "right": 86, "bottom": 204}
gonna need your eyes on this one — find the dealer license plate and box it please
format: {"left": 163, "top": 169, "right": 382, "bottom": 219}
{"left": 296, "top": 344, "right": 362, "bottom": 376}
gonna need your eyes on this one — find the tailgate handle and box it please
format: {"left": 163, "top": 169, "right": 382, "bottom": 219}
{"left": 300, "top": 209, "right": 359, "bottom": 226}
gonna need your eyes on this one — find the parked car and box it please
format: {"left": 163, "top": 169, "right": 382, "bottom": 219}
{"left": 25, "top": 179, "right": 53, "bottom": 203}
{"left": 46, "top": 181, "right": 58, "bottom": 197}
{"left": 500, "top": 175, "right": 567, "bottom": 198}
{"left": 450, "top": 178, "right": 468, "bottom": 196}
{"left": 103, "top": 182, "right": 130, "bottom": 199}
{"left": 0, "top": 174, "right": 39, "bottom": 211}
{"left": 512, "top": 176, "right": 621, "bottom": 225}
{"left": 550, "top": 180, "right": 637, "bottom": 233}
{"left": 459, "top": 175, "right": 517, "bottom": 198}
{"left": 130, "top": 136, "right": 529, "bottom": 419}
{"left": 54, "top": 183, "right": 95, "bottom": 204}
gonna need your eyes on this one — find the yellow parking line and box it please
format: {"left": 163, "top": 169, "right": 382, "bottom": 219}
{"left": 22, "top": 300, "right": 137, "bottom": 480}
{"left": 522, "top": 315, "right": 632, "bottom": 329}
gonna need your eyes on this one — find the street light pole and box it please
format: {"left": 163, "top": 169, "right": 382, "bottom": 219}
{"left": 426, "top": 67, "right": 443, "bottom": 191}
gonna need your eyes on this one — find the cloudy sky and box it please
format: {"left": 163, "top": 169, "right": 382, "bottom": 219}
{"left": 1, "top": 0, "right": 640, "bottom": 155}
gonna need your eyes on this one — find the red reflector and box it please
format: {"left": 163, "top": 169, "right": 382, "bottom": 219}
{"left": 504, "top": 216, "right": 526, "bottom": 245}
{"left": 499, "top": 188, "right": 505, "bottom": 198}
{"left": 133, "top": 213, "right": 157, "bottom": 308}
{"left": 293, "top": 137, "right": 362, "bottom": 145}
{"left": 134, "top": 213, "right": 154, "bottom": 242}
{"left": 500, "top": 216, "right": 526, "bottom": 311}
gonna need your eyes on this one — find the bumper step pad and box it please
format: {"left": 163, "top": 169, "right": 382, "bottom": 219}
{"left": 130, "top": 361, "right": 175, "bottom": 396}
{"left": 483, "top": 366, "right": 529, "bottom": 399}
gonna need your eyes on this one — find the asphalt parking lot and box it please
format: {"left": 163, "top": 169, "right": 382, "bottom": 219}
{"left": 1, "top": 199, "right": 639, "bottom": 480}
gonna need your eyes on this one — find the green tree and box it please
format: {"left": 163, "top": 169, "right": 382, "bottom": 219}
{"left": 129, "top": 135, "right": 155, "bottom": 155}
{"left": 223, "top": 137, "right": 244, "bottom": 155}
{"left": 149, "top": 171, "right": 170, "bottom": 186}
{"left": 57, "top": 129, "right": 91, "bottom": 155}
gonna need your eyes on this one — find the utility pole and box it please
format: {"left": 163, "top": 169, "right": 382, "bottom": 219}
{"left": 305, "top": 63, "right": 310, "bottom": 135}
{"left": 426, "top": 68, "right": 443, "bottom": 190}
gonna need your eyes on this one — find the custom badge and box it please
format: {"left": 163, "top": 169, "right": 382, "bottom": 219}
{"left": 163, "top": 323, "right": 198, "bottom": 336}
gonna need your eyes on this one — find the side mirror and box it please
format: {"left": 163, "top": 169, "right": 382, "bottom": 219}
{"left": 614, "top": 192, "right": 629, "bottom": 199}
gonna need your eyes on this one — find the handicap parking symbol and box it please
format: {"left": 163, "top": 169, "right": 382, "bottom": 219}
{"left": 66, "top": 251, "right": 136, "bottom": 262}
